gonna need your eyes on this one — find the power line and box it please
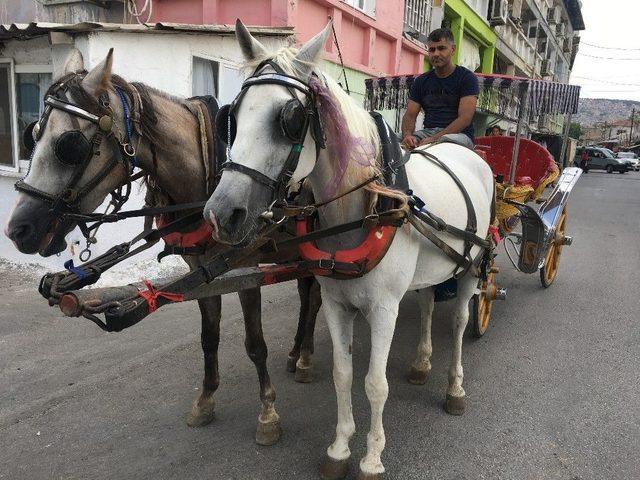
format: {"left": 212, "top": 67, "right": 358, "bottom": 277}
{"left": 577, "top": 52, "right": 640, "bottom": 61}
{"left": 581, "top": 41, "right": 640, "bottom": 51}
{"left": 572, "top": 76, "right": 640, "bottom": 87}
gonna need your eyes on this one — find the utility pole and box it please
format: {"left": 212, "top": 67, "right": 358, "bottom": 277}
{"left": 630, "top": 108, "right": 636, "bottom": 147}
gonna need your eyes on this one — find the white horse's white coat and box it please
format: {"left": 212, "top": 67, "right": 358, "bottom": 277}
{"left": 206, "top": 20, "right": 495, "bottom": 477}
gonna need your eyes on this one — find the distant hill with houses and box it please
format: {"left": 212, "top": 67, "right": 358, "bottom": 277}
{"left": 576, "top": 98, "right": 640, "bottom": 127}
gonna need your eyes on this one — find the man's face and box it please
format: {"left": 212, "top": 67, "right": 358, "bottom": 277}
{"left": 427, "top": 39, "right": 455, "bottom": 67}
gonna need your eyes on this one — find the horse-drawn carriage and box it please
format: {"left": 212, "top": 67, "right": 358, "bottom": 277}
{"left": 5, "top": 22, "right": 582, "bottom": 479}
{"left": 365, "top": 71, "right": 582, "bottom": 336}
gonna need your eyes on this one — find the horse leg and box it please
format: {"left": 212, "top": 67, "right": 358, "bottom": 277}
{"left": 238, "top": 287, "right": 282, "bottom": 446}
{"left": 187, "top": 296, "right": 221, "bottom": 427}
{"left": 294, "top": 277, "right": 322, "bottom": 383}
{"left": 444, "top": 275, "right": 477, "bottom": 416}
{"left": 320, "top": 297, "right": 356, "bottom": 480}
{"left": 287, "top": 277, "right": 312, "bottom": 373}
{"left": 358, "top": 304, "right": 398, "bottom": 479}
{"left": 407, "top": 287, "right": 435, "bottom": 385}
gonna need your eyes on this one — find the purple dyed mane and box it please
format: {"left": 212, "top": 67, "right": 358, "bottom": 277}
{"left": 309, "top": 77, "right": 376, "bottom": 197}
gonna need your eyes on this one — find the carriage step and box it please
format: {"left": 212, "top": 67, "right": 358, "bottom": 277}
{"left": 561, "top": 235, "right": 573, "bottom": 246}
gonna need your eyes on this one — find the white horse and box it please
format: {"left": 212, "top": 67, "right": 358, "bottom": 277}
{"left": 205, "top": 20, "right": 494, "bottom": 479}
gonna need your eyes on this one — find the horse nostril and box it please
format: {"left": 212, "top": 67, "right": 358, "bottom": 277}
{"left": 7, "top": 223, "right": 32, "bottom": 242}
{"left": 228, "top": 208, "right": 247, "bottom": 232}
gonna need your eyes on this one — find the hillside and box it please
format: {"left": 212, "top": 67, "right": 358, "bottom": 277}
{"left": 575, "top": 98, "right": 640, "bottom": 127}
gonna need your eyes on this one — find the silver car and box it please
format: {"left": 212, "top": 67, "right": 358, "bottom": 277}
{"left": 616, "top": 151, "right": 640, "bottom": 171}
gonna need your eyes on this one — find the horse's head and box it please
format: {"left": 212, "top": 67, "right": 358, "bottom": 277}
{"left": 204, "top": 20, "right": 331, "bottom": 246}
{"left": 5, "top": 49, "right": 133, "bottom": 256}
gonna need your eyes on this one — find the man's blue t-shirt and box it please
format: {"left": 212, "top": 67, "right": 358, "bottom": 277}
{"left": 409, "top": 66, "right": 479, "bottom": 140}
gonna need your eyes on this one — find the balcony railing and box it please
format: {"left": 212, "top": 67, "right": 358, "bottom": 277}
{"left": 494, "top": 17, "right": 543, "bottom": 75}
{"left": 404, "top": 0, "right": 433, "bottom": 42}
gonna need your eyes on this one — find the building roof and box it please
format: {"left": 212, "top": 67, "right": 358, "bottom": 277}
{"left": 609, "top": 119, "right": 632, "bottom": 127}
{"left": 563, "top": 0, "right": 586, "bottom": 30}
{"left": 0, "top": 22, "right": 293, "bottom": 42}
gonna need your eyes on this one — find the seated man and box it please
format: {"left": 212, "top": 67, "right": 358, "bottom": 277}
{"left": 401, "top": 28, "right": 479, "bottom": 150}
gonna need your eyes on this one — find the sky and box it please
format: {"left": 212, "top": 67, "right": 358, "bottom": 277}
{"left": 570, "top": 0, "right": 640, "bottom": 101}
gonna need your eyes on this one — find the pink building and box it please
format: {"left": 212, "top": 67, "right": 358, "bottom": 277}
{"left": 145, "top": 0, "right": 430, "bottom": 76}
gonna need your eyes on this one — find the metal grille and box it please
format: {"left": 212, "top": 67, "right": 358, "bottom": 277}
{"left": 403, "top": 0, "right": 433, "bottom": 41}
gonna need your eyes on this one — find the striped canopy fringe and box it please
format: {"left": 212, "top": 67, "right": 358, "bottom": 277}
{"left": 364, "top": 74, "right": 581, "bottom": 118}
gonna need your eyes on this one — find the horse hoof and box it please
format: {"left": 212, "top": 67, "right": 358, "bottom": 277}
{"left": 320, "top": 456, "right": 350, "bottom": 480}
{"left": 255, "top": 419, "right": 282, "bottom": 446}
{"left": 286, "top": 355, "right": 298, "bottom": 373}
{"left": 294, "top": 364, "right": 313, "bottom": 383}
{"left": 186, "top": 395, "right": 216, "bottom": 427}
{"left": 444, "top": 393, "right": 465, "bottom": 416}
{"left": 407, "top": 366, "right": 430, "bottom": 385}
{"left": 357, "top": 470, "right": 384, "bottom": 480}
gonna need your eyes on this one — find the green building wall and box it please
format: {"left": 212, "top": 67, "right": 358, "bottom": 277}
{"left": 444, "top": 0, "right": 496, "bottom": 74}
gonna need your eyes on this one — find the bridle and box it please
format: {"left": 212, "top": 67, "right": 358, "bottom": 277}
{"left": 215, "top": 61, "right": 325, "bottom": 204}
{"left": 14, "top": 74, "right": 142, "bottom": 260}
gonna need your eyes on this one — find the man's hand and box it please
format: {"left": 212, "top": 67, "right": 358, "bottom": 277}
{"left": 402, "top": 134, "right": 418, "bottom": 149}
{"left": 418, "top": 136, "right": 436, "bottom": 146}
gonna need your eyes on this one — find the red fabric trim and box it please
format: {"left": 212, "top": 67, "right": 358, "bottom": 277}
{"left": 488, "top": 225, "right": 501, "bottom": 245}
{"left": 156, "top": 215, "right": 215, "bottom": 248}
{"left": 137, "top": 279, "right": 185, "bottom": 313}
{"left": 296, "top": 218, "right": 396, "bottom": 277}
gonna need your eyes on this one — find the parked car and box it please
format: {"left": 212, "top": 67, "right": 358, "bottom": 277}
{"left": 575, "top": 147, "right": 628, "bottom": 173}
{"left": 616, "top": 151, "right": 640, "bottom": 171}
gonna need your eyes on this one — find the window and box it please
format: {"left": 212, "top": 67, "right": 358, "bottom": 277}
{"left": 0, "top": 61, "right": 17, "bottom": 169}
{"left": 16, "top": 72, "right": 51, "bottom": 160}
{"left": 343, "top": 0, "right": 376, "bottom": 17}
{"left": 404, "top": 0, "right": 433, "bottom": 40}
{"left": 192, "top": 57, "right": 219, "bottom": 98}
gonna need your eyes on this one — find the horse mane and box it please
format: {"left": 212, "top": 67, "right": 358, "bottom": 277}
{"left": 243, "top": 47, "right": 407, "bottom": 207}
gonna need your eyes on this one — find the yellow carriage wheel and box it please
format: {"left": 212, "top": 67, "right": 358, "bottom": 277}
{"left": 540, "top": 207, "right": 567, "bottom": 288}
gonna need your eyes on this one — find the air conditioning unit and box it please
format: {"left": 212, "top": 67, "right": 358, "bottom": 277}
{"left": 556, "top": 23, "right": 566, "bottom": 37}
{"left": 541, "top": 59, "right": 555, "bottom": 77}
{"left": 489, "top": 0, "right": 509, "bottom": 26}
{"left": 547, "top": 6, "right": 561, "bottom": 25}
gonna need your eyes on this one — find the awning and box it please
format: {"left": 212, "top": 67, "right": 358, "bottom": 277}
{"left": 0, "top": 22, "right": 293, "bottom": 42}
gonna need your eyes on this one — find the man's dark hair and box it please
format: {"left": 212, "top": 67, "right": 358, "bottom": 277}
{"left": 427, "top": 28, "right": 455, "bottom": 44}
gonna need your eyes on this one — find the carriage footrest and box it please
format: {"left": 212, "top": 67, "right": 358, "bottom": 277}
{"left": 504, "top": 201, "right": 545, "bottom": 274}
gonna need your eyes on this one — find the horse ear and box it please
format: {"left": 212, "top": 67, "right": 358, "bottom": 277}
{"left": 62, "top": 48, "right": 85, "bottom": 76}
{"left": 82, "top": 48, "right": 114, "bottom": 95}
{"left": 235, "top": 19, "right": 268, "bottom": 61}
{"left": 294, "top": 21, "right": 332, "bottom": 74}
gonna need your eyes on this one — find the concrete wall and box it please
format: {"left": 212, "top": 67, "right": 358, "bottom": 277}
{"left": 140, "top": 0, "right": 430, "bottom": 76}
{"left": 0, "top": 0, "right": 125, "bottom": 24}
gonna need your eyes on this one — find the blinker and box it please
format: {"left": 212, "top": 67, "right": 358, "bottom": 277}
{"left": 55, "top": 131, "right": 92, "bottom": 166}
{"left": 23, "top": 121, "right": 37, "bottom": 152}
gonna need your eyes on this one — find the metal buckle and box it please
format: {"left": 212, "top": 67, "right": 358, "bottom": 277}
{"left": 122, "top": 143, "right": 136, "bottom": 157}
{"left": 317, "top": 258, "right": 335, "bottom": 271}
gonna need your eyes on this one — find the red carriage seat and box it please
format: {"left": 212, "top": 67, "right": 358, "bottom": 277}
{"left": 475, "top": 136, "right": 558, "bottom": 191}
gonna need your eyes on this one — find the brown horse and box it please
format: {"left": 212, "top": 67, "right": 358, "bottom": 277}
{"left": 4, "top": 48, "right": 321, "bottom": 444}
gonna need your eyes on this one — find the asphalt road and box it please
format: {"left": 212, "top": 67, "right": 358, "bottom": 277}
{"left": 1, "top": 171, "right": 638, "bottom": 480}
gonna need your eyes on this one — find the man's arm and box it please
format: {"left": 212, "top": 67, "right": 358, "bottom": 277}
{"left": 401, "top": 100, "right": 422, "bottom": 148}
{"left": 418, "top": 95, "right": 477, "bottom": 145}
